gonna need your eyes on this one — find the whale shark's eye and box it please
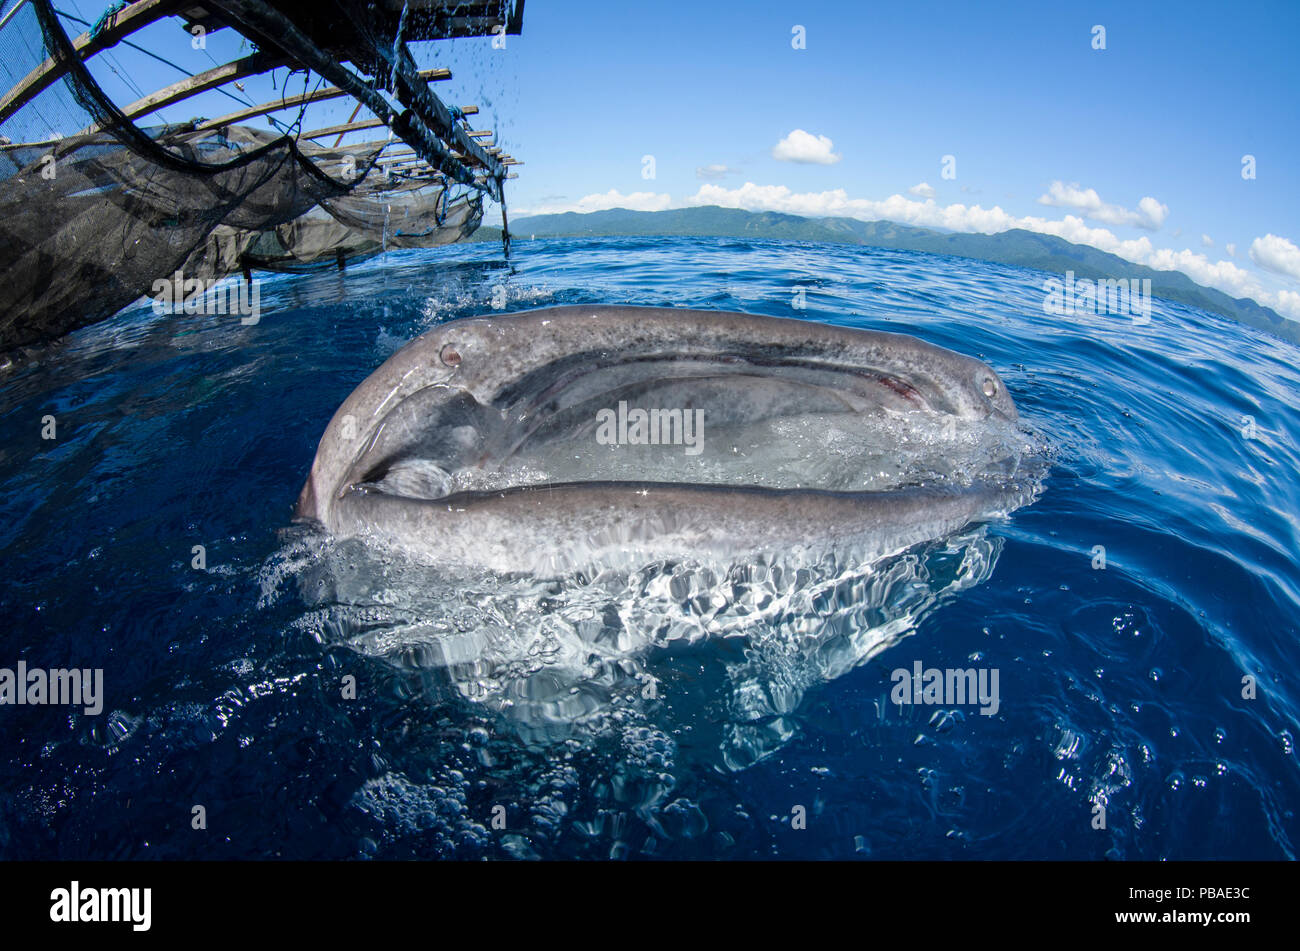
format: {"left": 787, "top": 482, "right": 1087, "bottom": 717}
{"left": 981, "top": 378, "right": 998, "bottom": 398}
{"left": 440, "top": 345, "right": 462, "bottom": 368}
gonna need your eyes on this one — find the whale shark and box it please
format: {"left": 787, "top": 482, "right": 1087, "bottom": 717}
{"left": 284, "top": 304, "right": 1047, "bottom": 765}
{"left": 296, "top": 304, "right": 1042, "bottom": 575}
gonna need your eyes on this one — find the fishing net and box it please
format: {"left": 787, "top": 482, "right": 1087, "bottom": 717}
{"left": 0, "top": 0, "right": 485, "bottom": 350}
{"left": 184, "top": 165, "right": 484, "bottom": 276}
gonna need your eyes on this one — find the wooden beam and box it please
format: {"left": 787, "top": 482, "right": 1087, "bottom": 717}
{"left": 0, "top": 0, "right": 32, "bottom": 33}
{"left": 302, "top": 118, "right": 385, "bottom": 140}
{"left": 200, "top": 0, "right": 500, "bottom": 198}
{"left": 307, "top": 136, "right": 404, "bottom": 155}
{"left": 386, "top": 46, "right": 502, "bottom": 175}
{"left": 302, "top": 105, "right": 478, "bottom": 142}
{"left": 381, "top": 160, "right": 429, "bottom": 172}
{"left": 116, "top": 50, "right": 289, "bottom": 122}
{"left": 0, "top": 0, "right": 186, "bottom": 122}
{"left": 196, "top": 67, "right": 449, "bottom": 132}
{"left": 197, "top": 85, "right": 352, "bottom": 130}
{"left": 333, "top": 99, "right": 364, "bottom": 148}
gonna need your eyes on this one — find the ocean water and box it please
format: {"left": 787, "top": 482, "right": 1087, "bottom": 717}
{"left": 1, "top": 235, "right": 1297, "bottom": 860}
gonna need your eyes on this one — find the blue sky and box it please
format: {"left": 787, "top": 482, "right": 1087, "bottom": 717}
{"left": 58, "top": 0, "right": 1300, "bottom": 318}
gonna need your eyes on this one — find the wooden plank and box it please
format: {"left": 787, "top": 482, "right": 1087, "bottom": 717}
{"left": 0, "top": 0, "right": 186, "bottom": 122}
{"left": 197, "top": 67, "right": 450, "bottom": 131}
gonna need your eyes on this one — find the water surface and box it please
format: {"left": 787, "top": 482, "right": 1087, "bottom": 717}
{"left": 1, "top": 235, "right": 1297, "bottom": 859}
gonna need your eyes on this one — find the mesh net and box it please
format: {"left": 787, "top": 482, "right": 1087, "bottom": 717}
{"left": 184, "top": 158, "right": 484, "bottom": 277}
{"left": 0, "top": 0, "right": 486, "bottom": 350}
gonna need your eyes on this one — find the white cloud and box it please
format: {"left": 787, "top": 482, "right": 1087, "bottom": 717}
{"left": 1249, "top": 234, "right": 1300, "bottom": 281}
{"left": 521, "top": 178, "right": 1300, "bottom": 321}
{"left": 521, "top": 189, "right": 672, "bottom": 216}
{"left": 908, "top": 182, "right": 936, "bottom": 199}
{"left": 771, "top": 129, "right": 841, "bottom": 165}
{"left": 695, "top": 164, "right": 734, "bottom": 180}
{"left": 681, "top": 181, "right": 1300, "bottom": 319}
{"left": 1142, "top": 247, "right": 1263, "bottom": 299}
{"left": 1201, "top": 234, "right": 1213, "bottom": 247}
{"left": 1277, "top": 289, "right": 1300, "bottom": 315}
{"left": 1139, "top": 197, "right": 1171, "bottom": 229}
{"left": 1037, "top": 180, "right": 1168, "bottom": 230}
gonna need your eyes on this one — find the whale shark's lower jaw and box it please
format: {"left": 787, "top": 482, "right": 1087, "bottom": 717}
{"left": 298, "top": 305, "right": 1044, "bottom": 573}
{"left": 328, "top": 476, "right": 1044, "bottom": 577}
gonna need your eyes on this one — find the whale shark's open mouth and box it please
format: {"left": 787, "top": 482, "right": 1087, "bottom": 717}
{"left": 355, "top": 356, "right": 1023, "bottom": 499}
{"left": 296, "top": 305, "right": 1044, "bottom": 573}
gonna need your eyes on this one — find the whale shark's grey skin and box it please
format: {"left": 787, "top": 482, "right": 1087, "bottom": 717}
{"left": 296, "top": 305, "right": 1034, "bottom": 573}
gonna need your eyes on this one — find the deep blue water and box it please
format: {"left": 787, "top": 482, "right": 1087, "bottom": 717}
{"left": 1, "top": 235, "right": 1297, "bottom": 860}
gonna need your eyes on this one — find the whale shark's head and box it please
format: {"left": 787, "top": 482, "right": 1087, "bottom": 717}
{"left": 297, "top": 305, "right": 1024, "bottom": 553}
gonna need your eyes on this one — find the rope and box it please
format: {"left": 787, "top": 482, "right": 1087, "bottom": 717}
{"left": 88, "top": 0, "right": 122, "bottom": 38}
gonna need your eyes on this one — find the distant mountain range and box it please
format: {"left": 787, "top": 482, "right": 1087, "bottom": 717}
{"left": 491, "top": 206, "right": 1296, "bottom": 345}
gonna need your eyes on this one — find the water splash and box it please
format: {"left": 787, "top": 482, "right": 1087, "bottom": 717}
{"left": 265, "top": 521, "right": 1008, "bottom": 772}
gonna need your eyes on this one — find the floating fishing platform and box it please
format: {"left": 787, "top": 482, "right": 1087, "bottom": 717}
{"left": 0, "top": 0, "right": 525, "bottom": 350}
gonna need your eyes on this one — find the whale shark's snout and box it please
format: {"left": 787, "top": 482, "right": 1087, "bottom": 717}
{"left": 296, "top": 305, "right": 1038, "bottom": 574}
